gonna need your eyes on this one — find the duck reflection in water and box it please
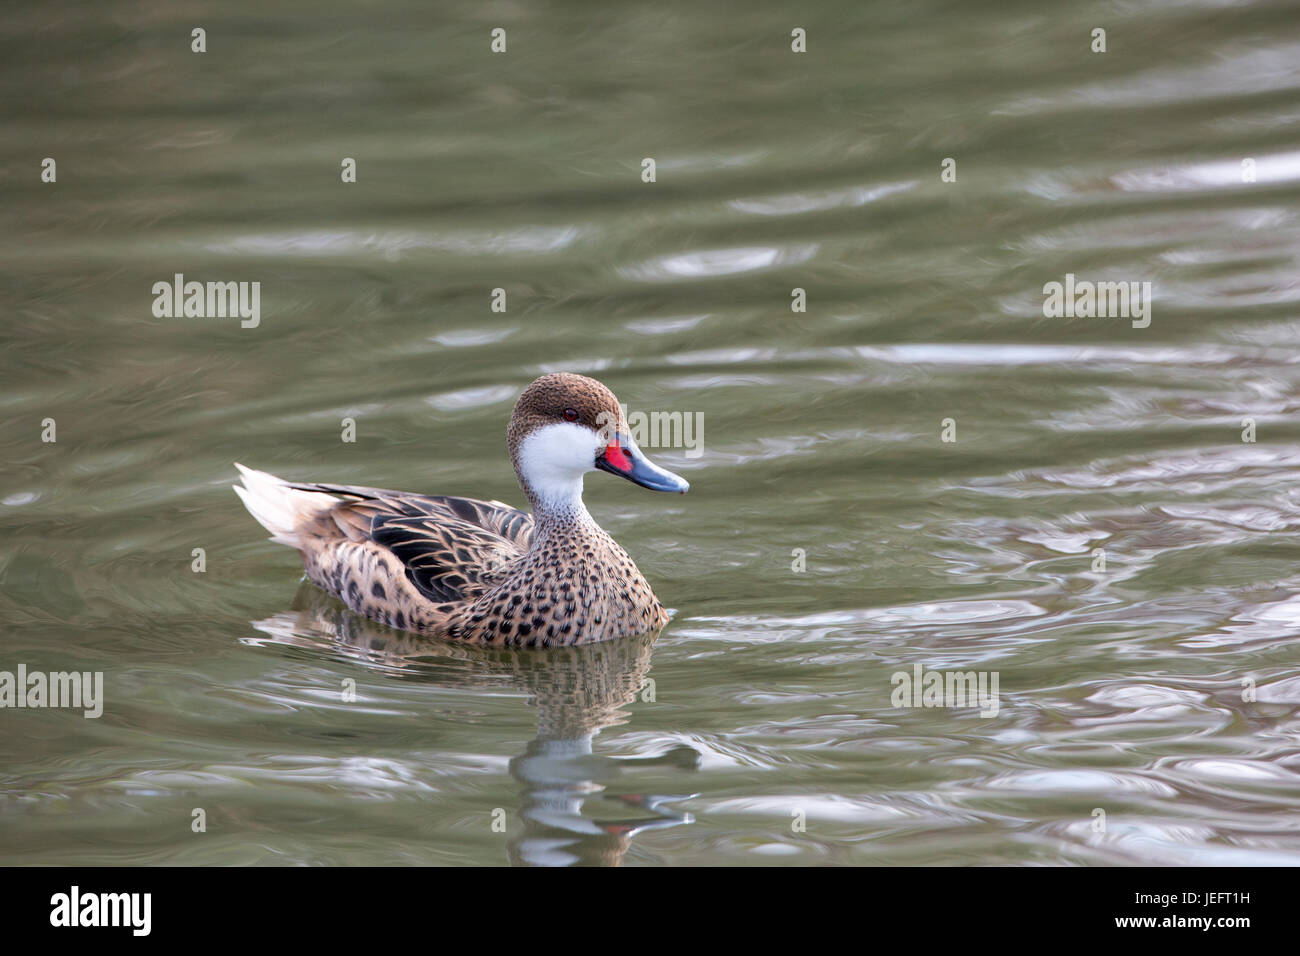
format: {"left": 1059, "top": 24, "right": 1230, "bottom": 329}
{"left": 247, "top": 581, "right": 698, "bottom": 866}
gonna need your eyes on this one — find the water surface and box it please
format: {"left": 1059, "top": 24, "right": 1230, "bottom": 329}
{"left": 3, "top": 0, "right": 1300, "bottom": 865}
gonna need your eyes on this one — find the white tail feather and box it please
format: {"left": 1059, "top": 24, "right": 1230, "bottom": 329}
{"left": 233, "top": 463, "right": 338, "bottom": 548}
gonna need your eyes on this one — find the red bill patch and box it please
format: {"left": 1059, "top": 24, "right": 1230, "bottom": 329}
{"left": 603, "top": 443, "right": 633, "bottom": 472}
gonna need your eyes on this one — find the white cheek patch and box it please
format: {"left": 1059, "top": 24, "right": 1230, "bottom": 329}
{"left": 516, "top": 422, "right": 603, "bottom": 512}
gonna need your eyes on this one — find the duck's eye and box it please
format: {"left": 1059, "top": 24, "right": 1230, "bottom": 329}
{"left": 563, "top": 408, "right": 579, "bottom": 422}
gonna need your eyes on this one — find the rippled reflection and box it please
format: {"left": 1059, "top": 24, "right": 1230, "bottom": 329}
{"left": 247, "top": 585, "right": 697, "bottom": 866}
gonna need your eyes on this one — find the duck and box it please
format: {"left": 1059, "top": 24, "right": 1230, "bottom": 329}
{"left": 234, "top": 372, "right": 690, "bottom": 647}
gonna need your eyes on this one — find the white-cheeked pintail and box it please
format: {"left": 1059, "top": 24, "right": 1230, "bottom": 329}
{"left": 234, "top": 372, "right": 690, "bottom": 647}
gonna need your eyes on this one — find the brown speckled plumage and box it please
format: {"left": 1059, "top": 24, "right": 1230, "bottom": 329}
{"left": 234, "top": 373, "right": 682, "bottom": 647}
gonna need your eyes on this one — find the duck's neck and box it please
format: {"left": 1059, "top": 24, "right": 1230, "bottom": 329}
{"left": 523, "top": 477, "right": 599, "bottom": 544}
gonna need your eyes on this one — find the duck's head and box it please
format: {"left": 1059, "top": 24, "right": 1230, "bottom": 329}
{"left": 507, "top": 372, "right": 689, "bottom": 515}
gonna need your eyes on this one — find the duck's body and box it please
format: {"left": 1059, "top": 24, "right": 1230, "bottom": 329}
{"left": 235, "top": 373, "right": 689, "bottom": 647}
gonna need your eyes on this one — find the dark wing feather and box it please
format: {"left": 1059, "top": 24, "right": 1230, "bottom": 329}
{"left": 288, "top": 481, "right": 533, "bottom": 603}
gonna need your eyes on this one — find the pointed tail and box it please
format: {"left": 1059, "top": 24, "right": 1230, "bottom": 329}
{"left": 233, "top": 463, "right": 338, "bottom": 548}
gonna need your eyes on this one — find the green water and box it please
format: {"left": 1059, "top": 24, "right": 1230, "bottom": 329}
{"left": 3, "top": 0, "right": 1300, "bottom": 865}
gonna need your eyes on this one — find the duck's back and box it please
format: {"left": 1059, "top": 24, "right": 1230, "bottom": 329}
{"left": 235, "top": 465, "right": 534, "bottom": 633}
